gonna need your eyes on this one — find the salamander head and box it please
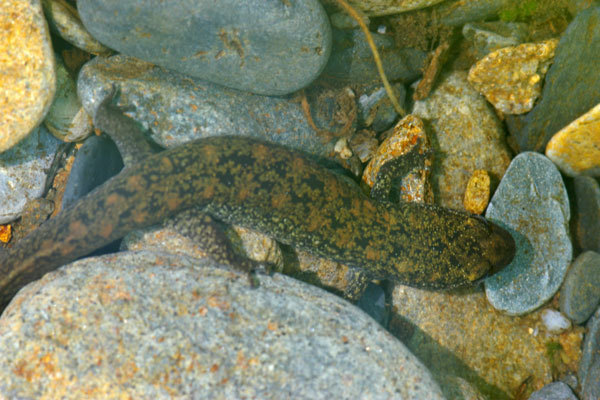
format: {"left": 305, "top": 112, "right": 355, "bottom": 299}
{"left": 473, "top": 216, "right": 516, "bottom": 281}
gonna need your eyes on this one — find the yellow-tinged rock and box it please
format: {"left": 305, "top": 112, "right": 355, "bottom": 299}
{"left": 468, "top": 39, "right": 558, "bottom": 115}
{"left": 463, "top": 170, "right": 491, "bottom": 215}
{"left": 42, "top": 0, "right": 111, "bottom": 55}
{"left": 545, "top": 102, "right": 600, "bottom": 177}
{"left": 0, "top": 0, "right": 56, "bottom": 152}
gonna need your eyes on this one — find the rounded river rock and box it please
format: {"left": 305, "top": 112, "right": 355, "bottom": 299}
{"left": 78, "top": 0, "right": 332, "bottom": 95}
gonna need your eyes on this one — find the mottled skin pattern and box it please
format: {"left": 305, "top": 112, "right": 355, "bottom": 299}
{"left": 0, "top": 130, "right": 515, "bottom": 309}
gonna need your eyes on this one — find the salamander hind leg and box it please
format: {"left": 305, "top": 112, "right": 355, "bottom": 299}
{"left": 166, "top": 208, "right": 273, "bottom": 287}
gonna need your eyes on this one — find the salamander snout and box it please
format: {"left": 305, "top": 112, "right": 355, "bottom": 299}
{"left": 485, "top": 222, "right": 516, "bottom": 275}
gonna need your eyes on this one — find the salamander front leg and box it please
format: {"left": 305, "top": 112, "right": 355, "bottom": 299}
{"left": 166, "top": 208, "right": 273, "bottom": 287}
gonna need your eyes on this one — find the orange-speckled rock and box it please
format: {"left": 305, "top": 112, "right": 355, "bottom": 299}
{"left": 545, "top": 102, "right": 600, "bottom": 177}
{"left": 463, "top": 170, "right": 491, "bottom": 215}
{"left": 468, "top": 39, "right": 558, "bottom": 115}
{"left": 0, "top": 0, "right": 56, "bottom": 152}
{"left": 389, "top": 287, "right": 585, "bottom": 398}
{"left": 362, "top": 114, "right": 432, "bottom": 203}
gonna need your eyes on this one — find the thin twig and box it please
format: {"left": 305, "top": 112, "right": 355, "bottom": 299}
{"left": 334, "top": 0, "right": 406, "bottom": 116}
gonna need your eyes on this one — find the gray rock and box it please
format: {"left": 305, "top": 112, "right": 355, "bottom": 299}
{"left": 514, "top": 6, "right": 600, "bottom": 151}
{"left": 580, "top": 307, "right": 600, "bottom": 399}
{"left": 462, "top": 21, "right": 530, "bottom": 59}
{"left": 0, "top": 126, "right": 61, "bottom": 224}
{"left": 78, "top": 0, "right": 331, "bottom": 96}
{"left": 573, "top": 176, "right": 600, "bottom": 253}
{"left": 323, "top": 28, "right": 426, "bottom": 84}
{"left": 77, "top": 55, "right": 336, "bottom": 157}
{"left": 528, "top": 382, "right": 577, "bottom": 400}
{"left": 560, "top": 251, "right": 600, "bottom": 324}
{"left": 485, "top": 152, "right": 572, "bottom": 315}
{"left": 437, "top": 0, "right": 510, "bottom": 26}
{"left": 61, "top": 135, "right": 124, "bottom": 211}
{"left": 582, "top": 356, "right": 600, "bottom": 400}
{"left": 0, "top": 251, "right": 445, "bottom": 399}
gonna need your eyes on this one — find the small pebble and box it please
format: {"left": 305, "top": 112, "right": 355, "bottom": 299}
{"left": 545, "top": 102, "right": 600, "bottom": 177}
{"left": 572, "top": 176, "right": 600, "bottom": 253}
{"left": 357, "top": 84, "right": 406, "bottom": 133}
{"left": 348, "top": 129, "right": 378, "bottom": 163}
{"left": 78, "top": 0, "right": 331, "bottom": 96}
{"left": 485, "top": 152, "right": 571, "bottom": 315}
{"left": 514, "top": 6, "right": 600, "bottom": 151}
{"left": 467, "top": 39, "right": 558, "bottom": 114}
{"left": 541, "top": 309, "right": 571, "bottom": 334}
{"left": 0, "top": 251, "right": 445, "bottom": 399}
{"left": 0, "top": 0, "right": 56, "bottom": 152}
{"left": 463, "top": 169, "right": 491, "bottom": 215}
{"left": 528, "top": 381, "right": 577, "bottom": 400}
{"left": 560, "top": 251, "right": 600, "bottom": 325}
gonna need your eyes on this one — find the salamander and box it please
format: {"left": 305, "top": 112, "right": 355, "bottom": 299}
{"left": 0, "top": 92, "right": 515, "bottom": 310}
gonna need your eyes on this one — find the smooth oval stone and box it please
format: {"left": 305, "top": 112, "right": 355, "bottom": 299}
{"left": 572, "top": 176, "right": 600, "bottom": 253}
{"left": 485, "top": 152, "right": 572, "bottom": 315}
{"left": 77, "top": 0, "right": 331, "bottom": 96}
{"left": 0, "top": 251, "right": 445, "bottom": 399}
{"left": 77, "top": 55, "right": 338, "bottom": 157}
{"left": 560, "top": 251, "right": 600, "bottom": 324}
{"left": 61, "top": 135, "right": 124, "bottom": 211}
